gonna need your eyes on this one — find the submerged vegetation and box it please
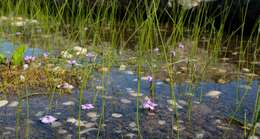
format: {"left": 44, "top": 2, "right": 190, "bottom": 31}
{"left": 0, "top": 0, "right": 259, "bottom": 138}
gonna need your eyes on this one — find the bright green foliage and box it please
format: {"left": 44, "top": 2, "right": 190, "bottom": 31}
{"left": 0, "top": 53, "right": 5, "bottom": 64}
{"left": 12, "top": 44, "right": 27, "bottom": 66}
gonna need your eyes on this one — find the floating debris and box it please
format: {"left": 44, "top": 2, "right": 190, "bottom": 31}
{"left": 120, "top": 98, "right": 131, "bottom": 104}
{"left": 125, "top": 70, "right": 134, "bottom": 75}
{"left": 205, "top": 90, "right": 222, "bottom": 99}
{"left": 98, "top": 67, "right": 109, "bottom": 72}
{"left": 248, "top": 136, "right": 259, "bottom": 139}
{"left": 96, "top": 86, "right": 103, "bottom": 90}
{"left": 242, "top": 68, "right": 250, "bottom": 72}
{"left": 80, "top": 128, "right": 98, "bottom": 135}
{"left": 66, "top": 117, "right": 77, "bottom": 124}
{"left": 119, "top": 65, "right": 126, "bottom": 71}
{"left": 58, "top": 129, "right": 68, "bottom": 134}
{"left": 129, "top": 122, "right": 136, "bottom": 128}
{"left": 156, "top": 81, "right": 164, "bottom": 85}
{"left": 87, "top": 112, "right": 98, "bottom": 118}
{"left": 125, "top": 133, "right": 136, "bottom": 139}
{"left": 57, "top": 82, "right": 74, "bottom": 90}
{"left": 167, "top": 99, "right": 183, "bottom": 109}
{"left": 239, "top": 85, "right": 252, "bottom": 90}
{"left": 173, "top": 125, "right": 186, "bottom": 131}
{"left": 129, "top": 92, "right": 143, "bottom": 97}
{"left": 51, "top": 121, "right": 62, "bottom": 128}
{"left": 7, "top": 101, "right": 18, "bottom": 107}
{"left": 62, "top": 101, "right": 75, "bottom": 106}
{"left": 195, "top": 131, "right": 205, "bottom": 139}
{"left": 158, "top": 120, "right": 166, "bottom": 125}
{"left": 0, "top": 100, "right": 8, "bottom": 108}
{"left": 35, "top": 111, "right": 45, "bottom": 118}
{"left": 23, "top": 64, "right": 29, "bottom": 70}
{"left": 112, "top": 113, "right": 123, "bottom": 118}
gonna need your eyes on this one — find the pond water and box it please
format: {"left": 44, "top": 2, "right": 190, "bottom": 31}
{"left": 0, "top": 39, "right": 43, "bottom": 59}
{"left": 0, "top": 39, "right": 259, "bottom": 139}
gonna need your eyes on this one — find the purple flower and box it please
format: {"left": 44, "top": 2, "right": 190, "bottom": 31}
{"left": 24, "top": 56, "right": 36, "bottom": 64}
{"left": 86, "top": 52, "right": 95, "bottom": 62}
{"left": 81, "top": 103, "right": 95, "bottom": 110}
{"left": 40, "top": 115, "right": 57, "bottom": 124}
{"left": 147, "top": 75, "right": 153, "bottom": 82}
{"left": 67, "top": 60, "right": 77, "bottom": 66}
{"left": 143, "top": 97, "right": 157, "bottom": 110}
{"left": 43, "top": 52, "right": 48, "bottom": 58}
{"left": 16, "top": 32, "right": 21, "bottom": 36}
{"left": 178, "top": 43, "right": 184, "bottom": 49}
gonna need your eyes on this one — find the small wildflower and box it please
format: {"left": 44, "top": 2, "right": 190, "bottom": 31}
{"left": 81, "top": 103, "right": 95, "bottom": 110}
{"left": 43, "top": 52, "right": 48, "bottom": 58}
{"left": 143, "top": 97, "right": 157, "bottom": 111}
{"left": 67, "top": 60, "right": 77, "bottom": 66}
{"left": 24, "top": 56, "right": 35, "bottom": 64}
{"left": 86, "top": 52, "right": 95, "bottom": 62}
{"left": 16, "top": 32, "right": 21, "bottom": 36}
{"left": 147, "top": 75, "right": 153, "bottom": 82}
{"left": 40, "top": 115, "right": 57, "bottom": 124}
{"left": 178, "top": 42, "right": 184, "bottom": 49}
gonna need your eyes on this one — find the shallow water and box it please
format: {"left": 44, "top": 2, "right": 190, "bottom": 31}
{"left": 0, "top": 39, "right": 43, "bottom": 59}
{"left": 0, "top": 35, "right": 260, "bottom": 139}
{"left": 0, "top": 68, "right": 259, "bottom": 138}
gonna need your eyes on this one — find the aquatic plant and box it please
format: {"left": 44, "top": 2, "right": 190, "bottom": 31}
{"left": 147, "top": 75, "right": 153, "bottom": 82}
{"left": 143, "top": 97, "right": 157, "bottom": 111}
{"left": 81, "top": 103, "right": 95, "bottom": 110}
{"left": 86, "top": 52, "right": 95, "bottom": 62}
{"left": 43, "top": 52, "right": 48, "bottom": 58}
{"left": 0, "top": 53, "right": 5, "bottom": 64}
{"left": 40, "top": 115, "right": 57, "bottom": 124}
{"left": 12, "top": 44, "right": 27, "bottom": 66}
{"left": 24, "top": 56, "right": 35, "bottom": 64}
{"left": 67, "top": 60, "right": 78, "bottom": 66}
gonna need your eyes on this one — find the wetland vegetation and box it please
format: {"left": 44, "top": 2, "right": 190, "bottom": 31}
{"left": 0, "top": 0, "right": 259, "bottom": 138}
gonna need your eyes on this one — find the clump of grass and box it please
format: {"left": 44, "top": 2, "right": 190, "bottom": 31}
{"left": 12, "top": 44, "right": 27, "bottom": 66}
